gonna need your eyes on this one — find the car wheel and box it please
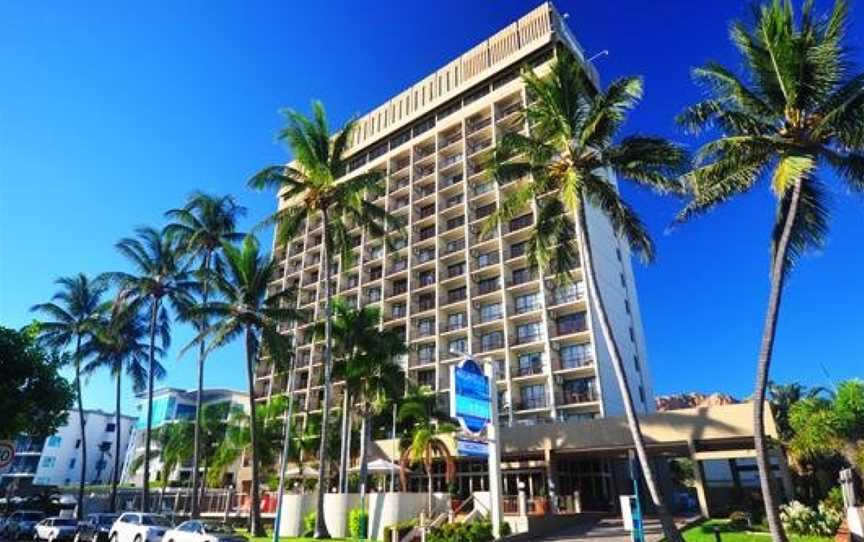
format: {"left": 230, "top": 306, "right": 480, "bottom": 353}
{"left": 108, "top": 534, "right": 117, "bottom": 542}
{"left": 133, "top": 534, "right": 142, "bottom": 542}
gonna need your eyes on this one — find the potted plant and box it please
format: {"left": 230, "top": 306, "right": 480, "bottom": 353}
{"left": 534, "top": 485, "right": 549, "bottom": 515}
{"left": 449, "top": 481, "right": 462, "bottom": 512}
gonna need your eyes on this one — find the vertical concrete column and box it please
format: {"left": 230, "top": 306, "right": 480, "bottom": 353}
{"left": 687, "top": 441, "right": 710, "bottom": 518}
{"left": 544, "top": 447, "right": 558, "bottom": 513}
{"left": 517, "top": 481, "right": 528, "bottom": 518}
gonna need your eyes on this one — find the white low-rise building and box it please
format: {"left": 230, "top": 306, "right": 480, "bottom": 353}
{"left": 0, "top": 409, "right": 136, "bottom": 491}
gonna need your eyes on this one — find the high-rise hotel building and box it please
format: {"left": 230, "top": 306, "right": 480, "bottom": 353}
{"left": 258, "top": 2, "right": 653, "bottom": 430}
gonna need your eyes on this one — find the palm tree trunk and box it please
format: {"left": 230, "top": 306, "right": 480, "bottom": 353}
{"left": 754, "top": 180, "right": 802, "bottom": 542}
{"left": 314, "top": 208, "right": 333, "bottom": 539}
{"left": 358, "top": 412, "right": 371, "bottom": 539}
{"left": 272, "top": 354, "right": 297, "bottom": 542}
{"left": 338, "top": 391, "right": 351, "bottom": 493}
{"left": 245, "top": 326, "right": 265, "bottom": 537}
{"left": 191, "top": 251, "right": 212, "bottom": 518}
{"left": 575, "top": 201, "right": 683, "bottom": 542}
{"left": 74, "top": 336, "right": 87, "bottom": 521}
{"left": 110, "top": 368, "right": 122, "bottom": 512}
{"left": 142, "top": 298, "right": 161, "bottom": 512}
{"left": 426, "top": 457, "right": 433, "bottom": 517}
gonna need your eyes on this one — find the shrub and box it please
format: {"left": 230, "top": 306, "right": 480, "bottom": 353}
{"left": 383, "top": 519, "right": 417, "bottom": 542}
{"left": 427, "top": 520, "right": 495, "bottom": 542}
{"left": 302, "top": 511, "right": 316, "bottom": 538}
{"left": 780, "top": 500, "right": 843, "bottom": 537}
{"left": 349, "top": 507, "right": 368, "bottom": 539}
{"left": 727, "top": 511, "right": 750, "bottom": 531}
{"left": 821, "top": 486, "right": 844, "bottom": 514}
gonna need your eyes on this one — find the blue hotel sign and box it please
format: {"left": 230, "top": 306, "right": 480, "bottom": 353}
{"left": 450, "top": 358, "right": 491, "bottom": 435}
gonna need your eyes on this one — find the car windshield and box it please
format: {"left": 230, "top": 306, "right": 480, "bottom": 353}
{"left": 203, "top": 523, "right": 234, "bottom": 534}
{"left": 54, "top": 519, "right": 77, "bottom": 526}
{"left": 21, "top": 513, "right": 44, "bottom": 521}
{"left": 140, "top": 516, "right": 172, "bottom": 527}
{"left": 97, "top": 516, "right": 117, "bottom": 525}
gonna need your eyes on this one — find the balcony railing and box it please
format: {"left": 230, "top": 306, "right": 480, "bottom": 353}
{"left": 476, "top": 279, "right": 499, "bottom": 296}
{"left": 466, "top": 117, "right": 492, "bottom": 134}
{"left": 476, "top": 254, "right": 499, "bottom": 269}
{"left": 389, "top": 260, "right": 408, "bottom": 274}
{"left": 416, "top": 249, "right": 436, "bottom": 263}
{"left": 446, "top": 217, "right": 465, "bottom": 231}
{"left": 418, "top": 228, "right": 436, "bottom": 241}
{"left": 417, "top": 299, "right": 436, "bottom": 312}
{"left": 418, "top": 206, "right": 436, "bottom": 219}
{"left": 515, "top": 397, "right": 547, "bottom": 410}
{"left": 473, "top": 182, "right": 494, "bottom": 196}
{"left": 560, "top": 389, "right": 598, "bottom": 404}
{"left": 514, "top": 331, "right": 545, "bottom": 345}
{"left": 517, "top": 363, "right": 545, "bottom": 377}
{"left": 478, "top": 310, "right": 503, "bottom": 323}
{"left": 440, "top": 153, "right": 463, "bottom": 168}
{"left": 446, "top": 290, "right": 467, "bottom": 304}
{"left": 441, "top": 321, "right": 466, "bottom": 332}
{"left": 560, "top": 355, "right": 593, "bottom": 370}
{"left": 444, "top": 240, "right": 465, "bottom": 255}
{"left": 468, "top": 138, "right": 492, "bottom": 155}
{"left": 509, "top": 214, "right": 533, "bottom": 232}
{"left": 441, "top": 173, "right": 464, "bottom": 188}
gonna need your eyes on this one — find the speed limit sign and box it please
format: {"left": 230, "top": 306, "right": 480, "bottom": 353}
{"left": 0, "top": 441, "right": 15, "bottom": 469}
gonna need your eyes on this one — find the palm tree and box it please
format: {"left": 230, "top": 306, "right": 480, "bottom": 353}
{"left": 249, "top": 101, "right": 397, "bottom": 539}
{"left": 165, "top": 192, "right": 245, "bottom": 517}
{"left": 768, "top": 381, "right": 829, "bottom": 442}
{"left": 191, "top": 235, "right": 299, "bottom": 536}
{"left": 81, "top": 296, "right": 168, "bottom": 511}
{"left": 484, "top": 49, "right": 686, "bottom": 541}
{"left": 128, "top": 421, "right": 195, "bottom": 487}
{"left": 329, "top": 300, "right": 405, "bottom": 534}
{"left": 397, "top": 381, "right": 457, "bottom": 516}
{"left": 113, "top": 226, "right": 195, "bottom": 510}
{"left": 677, "top": 2, "right": 864, "bottom": 538}
{"left": 31, "top": 273, "right": 108, "bottom": 520}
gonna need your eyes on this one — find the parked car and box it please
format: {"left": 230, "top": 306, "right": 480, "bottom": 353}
{"left": 2, "top": 510, "right": 46, "bottom": 539}
{"left": 74, "top": 514, "right": 119, "bottom": 542}
{"left": 107, "top": 513, "right": 172, "bottom": 542}
{"left": 162, "top": 521, "right": 246, "bottom": 542}
{"left": 35, "top": 517, "right": 78, "bottom": 542}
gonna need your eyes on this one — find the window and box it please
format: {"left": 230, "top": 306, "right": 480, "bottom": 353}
{"left": 367, "top": 287, "right": 381, "bottom": 302}
{"left": 616, "top": 248, "right": 622, "bottom": 261}
{"left": 510, "top": 241, "right": 527, "bottom": 259}
{"left": 509, "top": 214, "right": 533, "bottom": 231}
{"left": 418, "top": 270, "right": 435, "bottom": 287}
{"left": 447, "top": 262, "right": 465, "bottom": 278}
{"left": 446, "top": 216, "right": 465, "bottom": 230}
{"left": 417, "top": 318, "right": 435, "bottom": 337}
{"left": 476, "top": 251, "right": 497, "bottom": 268}
{"left": 562, "top": 378, "right": 596, "bottom": 404}
{"left": 514, "top": 292, "right": 541, "bottom": 314}
{"left": 105, "top": 423, "right": 116, "bottom": 432}
{"left": 417, "top": 344, "right": 435, "bottom": 364}
{"left": 620, "top": 273, "right": 627, "bottom": 288}
{"left": 629, "top": 326, "right": 635, "bottom": 342}
{"left": 46, "top": 436, "right": 61, "bottom": 447}
{"left": 475, "top": 203, "right": 496, "bottom": 219}
{"left": 392, "top": 278, "right": 408, "bottom": 295}
{"left": 445, "top": 194, "right": 463, "bottom": 208}
{"left": 517, "top": 352, "right": 543, "bottom": 376}
{"left": 624, "top": 299, "right": 631, "bottom": 314}
{"left": 392, "top": 303, "right": 407, "bottom": 318}
{"left": 477, "top": 276, "right": 498, "bottom": 295}
{"left": 633, "top": 355, "right": 641, "bottom": 373}
{"left": 369, "top": 266, "right": 382, "bottom": 281}
{"left": 479, "top": 302, "right": 502, "bottom": 323}
{"left": 480, "top": 331, "right": 504, "bottom": 351}
{"left": 75, "top": 439, "right": 81, "bottom": 449}
{"left": 557, "top": 313, "right": 586, "bottom": 335}
{"left": 515, "top": 322, "right": 543, "bottom": 344}
{"left": 448, "top": 338, "right": 467, "bottom": 356}
{"left": 419, "top": 204, "right": 435, "bottom": 219}
{"left": 41, "top": 456, "right": 56, "bottom": 468}
{"left": 447, "top": 286, "right": 467, "bottom": 304}
{"left": 560, "top": 344, "right": 592, "bottom": 369}
{"left": 639, "top": 385, "right": 646, "bottom": 404}
{"left": 447, "top": 312, "right": 466, "bottom": 331}
{"left": 417, "top": 370, "right": 435, "bottom": 387}
{"left": 68, "top": 458, "right": 76, "bottom": 469}
{"left": 553, "top": 282, "right": 585, "bottom": 305}
{"left": 369, "top": 245, "right": 384, "bottom": 260}
{"left": 519, "top": 385, "right": 546, "bottom": 409}
{"left": 418, "top": 293, "right": 435, "bottom": 311}
{"left": 511, "top": 267, "right": 533, "bottom": 285}
{"left": 418, "top": 247, "right": 436, "bottom": 262}
{"left": 444, "top": 239, "right": 464, "bottom": 254}
{"left": 419, "top": 225, "right": 435, "bottom": 241}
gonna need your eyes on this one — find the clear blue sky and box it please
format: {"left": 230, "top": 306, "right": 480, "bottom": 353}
{"left": 2, "top": 1, "right": 862, "bottom": 417}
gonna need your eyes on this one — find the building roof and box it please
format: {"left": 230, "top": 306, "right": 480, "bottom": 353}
{"left": 134, "top": 386, "right": 247, "bottom": 401}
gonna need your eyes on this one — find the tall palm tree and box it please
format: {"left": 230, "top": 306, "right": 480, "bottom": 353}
{"left": 31, "top": 273, "right": 108, "bottom": 520}
{"left": 397, "top": 381, "right": 457, "bottom": 516}
{"left": 113, "top": 226, "right": 195, "bottom": 510}
{"left": 329, "top": 300, "right": 405, "bottom": 533}
{"left": 677, "top": 2, "right": 864, "bottom": 538}
{"left": 165, "top": 192, "right": 245, "bottom": 517}
{"left": 81, "top": 296, "right": 167, "bottom": 511}
{"left": 249, "top": 101, "right": 397, "bottom": 539}
{"left": 191, "top": 235, "right": 299, "bottom": 536}
{"left": 128, "top": 421, "right": 195, "bottom": 486}
{"left": 484, "top": 49, "right": 686, "bottom": 541}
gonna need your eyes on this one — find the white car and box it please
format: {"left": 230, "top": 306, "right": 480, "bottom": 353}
{"left": 34, "top": 517, "right": 78, "bottom": 542}
{"left": 162, "top": 521, "right": 246, "bottom": 542}
{"left": 107, "top": 513, "right": 173, "bottom": 542}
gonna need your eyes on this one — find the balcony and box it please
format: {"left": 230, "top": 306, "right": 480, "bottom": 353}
{"left": 440, "top": 153, "right": 463, "bottom": 169}
{"left": 475, "top": 203, "right": 496, "bottom": 220}
{"left": 468, "top": 138, "right": 492, "bottom": 155}
{"left": 560, "top": 389, "right": 598, "bottom": 405}
{"left": 516, "top": 362, "right": 545, "bottom": 377}
{"left": 417, "top": 297, "right": 436, "bottom": 312}
{"left": 416, "top": 249, "right": 436, "bottom": 263}
{"left": 559, "top": 355, "right": 593, "bottom": 370}
{"left": 446, "top": 289, "right": 467, "bottom": 304}
{"left": 467, "top": 117, "right": 492, "bottom": 134}
{"left": 556, "top": 315, "right": 587, "bottom": 336}
{"left": 441, "top": 173, "right": 464, "bottom": 189}
{"left": 475, "top": 253, "right": 499, "bottom": 269}
{"left": 390, "top": 306, "right": 407, "bottom": 319}
{"left": 447, "top": 265, "right": 465, "bottom": 279}
{"left": 390, "top": 284, "right": 408, "bottom": 296}
{"left": 390, "top": 178, "right": 410, "bottom": 193}
{"left": 415, "top": 146, "right": 435, "bottom": 160}
{"left": 478, "top": 336, "right": 505, "bottom": 352}
{"left": 415, "top": 325, "right": 435, "bottom": 338}
{"left": 441, "top": 321, "right": 466, "bottom": 333}
{"left": 473, "top": 182, "right": 494, "bottom": 197}
{"left": 510, "top": 270, "right": 538, "bottom": 287}
{"left": 513, "top": 331, "right": 545, "bottom": 345}
{"left": 478, "top": 309, "right": 503, "bottom": 324}
{"left": 446, "top": 216, "right": 465, "bottom": 231}
{"left": 415, "top": 186, "right": 436, "bottom": 199}
{"left": 444, "top": 239, "right": 466, "bottom": 256}
{"left": 418, "top": 205, "right": 436, "bottom": 219}
{"left": 509, "top": 242, "right": 527, "bottom": 259}
{"left": 515, "top": 397, "right": 547, "bottom": 411}
{"left": 417, "top": 273, "right": 435, "bottom": 288}
{"left": 508, "top": 214, "right": 533, "bottom": 233}
{"left": 418, "top": 227, "right": 436, "bottom": 241}
{"left": 498, "top": 101, "right": 523, "bottom": 119}
{"left": 388, "top": 260, "right": 408, "bottom": 275}
{"left": 393, "top": 159, "right": 410, "bottom": 172}
{"left": 476, "top": 278, "right": 499, "bottom": 296}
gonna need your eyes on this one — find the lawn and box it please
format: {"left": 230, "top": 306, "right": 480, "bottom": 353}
{"left": 239, "top": 532, "right": 354, "bottom": 542}
{"left": 681, "top": 520, "right": 833, "bottom": 542}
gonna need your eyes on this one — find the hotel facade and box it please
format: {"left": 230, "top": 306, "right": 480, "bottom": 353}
{"left": 253, "top": 3, "right": 791, "bottom": 519}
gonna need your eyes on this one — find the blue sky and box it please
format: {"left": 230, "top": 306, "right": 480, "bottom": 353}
{"left": 1, "top": 1, "right": 862, "bottom": 417}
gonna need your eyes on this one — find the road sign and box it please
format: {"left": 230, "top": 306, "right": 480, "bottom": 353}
{"left": 450, "top": 358, "right": 491, "bottom": 435}
{"left": 0, "top": 441, "right": 15, "bottom": 469}
{"left": 456, "top": 438, "right": 489, "bottom": 458}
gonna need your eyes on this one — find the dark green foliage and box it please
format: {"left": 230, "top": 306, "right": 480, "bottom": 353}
{"left": 426, "top": 520, "right": 494, "bottom": 542}
{"left": 302, "top": 512, "right": 316, "bottom": 538}
{"left": 348, "top": 507, "right": 368, "bottom": 539}
{"left": 382, "top": 519, "right": 417, "bottom": 542}
{"left": 0, "top": 325, "right": 75, "bottom": 439}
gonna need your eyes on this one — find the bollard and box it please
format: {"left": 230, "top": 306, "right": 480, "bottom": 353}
{"left": 713, "top": 526, "right": 722, "bottom": 542}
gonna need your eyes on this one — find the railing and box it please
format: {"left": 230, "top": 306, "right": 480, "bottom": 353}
{"left": 517, "top": 363, "right": 545, "bottom": 377}
{"left": 415, "top": 146, "right": 435, "bottom": 160}
{"left": 440, "top": 321, "right": 466, "bottom": 332}
{"left": 557, "top": 322, "right": 587, "bottom": 335}
{"left": 444, "top": 240, "right": 465, "bottom": 254}
{"left": 473, "top": 182, "right": 494, "bottom": 196}
{"left": 467, "top": 117, "right": 492, "bottom": 134}
{"left": 508, "top": 214, "right": 533, "bottom": 232}
{"left": 441, "top": 173, "right": 464, "bottom": 188}
{"left": 415, "top": 326, "right": 435, "bottom": 338}
{"left": 445, "top": 195, "right": 464, "bottom": 209}
{"left": 417, "top": 300, "right": 436, "bottom": 312}
{"left": 476, "top": 254, "right": 499, "bottom": 268}
{"left": 499, "top": 102, "right": 523, "bottom": 118}
{"left": 516, "top": 397, "right": 547, "bottom": 410}
{"left": 560, "top": 390, "right": 598, "bottom": 404}
{"left": 418, "top": 206, "right": 436, "bottom": 219}
{"left": 389, "top": 260, "right": 408, "bottom": 274}
{"left": 417, "top": 250, "right": 436, "bottom": 263}
{"left": 468, "top": 138, "right": 492, "bottom": 155}
{"left": 446, "top": 290, "right": 467, "bottom": 304}
{"left": 479, "top": 337, "right": 505, "bottom": 352}
{"left": 476, "top": 280, "right": 499, "bottom": 295}
{"left": 513, "top": 331, "right": 544, "bottom": 345}
{"left": 446, "top": 217, "right": 465, "bottom": 231}
{"left": 440, "top": 153, "right": 463, "bottom": 168}
{"left": 510, "top": 271, "right": 538, "bottom": 286}
{"left": 418, "top": 228, "right": 436, "bottom": 241}
{"left": 560, "top": 355, "right": 593, "bottom": 370}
